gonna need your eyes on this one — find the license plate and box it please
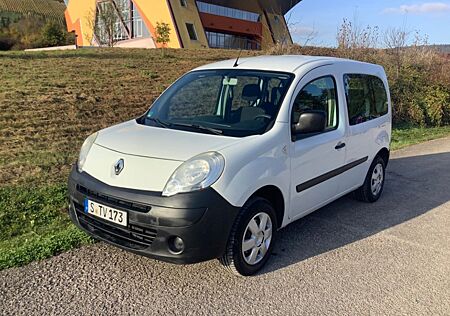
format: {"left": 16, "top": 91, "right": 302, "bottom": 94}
{"left": 84, "top": 199, "right": 128, "bottom": 227}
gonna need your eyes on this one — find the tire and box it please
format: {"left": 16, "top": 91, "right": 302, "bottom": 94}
{"left": 219, "top": 197, "right": 277, "bottom": 276}
{"left": 353, "top": 156, "right": 386, "bottom": 203}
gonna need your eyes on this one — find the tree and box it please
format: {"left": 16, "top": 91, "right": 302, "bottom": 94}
{"left": 87, "top": 1, "right": 125, "bottom": 47}
{"left": 337, "top": 18, "right": 379, "bottom": 50}
{"left": 155, "top": 22, "right": 170, "bottom": 56}
{"left": 41, "top": 20, "right": 66, "bottom": 47}
{"left": 384, "top": 27, "right": 409, "bottom": 80}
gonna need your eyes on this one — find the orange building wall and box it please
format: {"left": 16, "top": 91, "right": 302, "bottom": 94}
{"left": 199, "top": 12, "right": 262, "bottom": 37}
{"left": 133, "top": 0, "right": 181, "bottom": 48}
{"left": 65, "top": 0, "right": 97, "bottom": 46}
{"left": 65, "top": 0, "right": 182, "bottom": 48}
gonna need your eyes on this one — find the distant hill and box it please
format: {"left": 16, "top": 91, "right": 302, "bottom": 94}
{"left": 0, "top": 0, "right": 66, "bottom": 24}
{"left": 430, "top": 45, "right": 450, "bottom": 54}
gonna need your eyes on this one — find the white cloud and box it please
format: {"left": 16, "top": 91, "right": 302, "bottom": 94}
{"left": 289, "top": 26, "right": 316, "bottom": 37}
{"left": 383, "top": 2, "right": 450, "bottom": 14}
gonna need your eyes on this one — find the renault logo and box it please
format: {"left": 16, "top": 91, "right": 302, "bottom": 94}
{"left": 114, "top": 159, "right": 124, "bottom": 175}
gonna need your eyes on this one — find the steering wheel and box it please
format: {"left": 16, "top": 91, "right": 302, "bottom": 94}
{"left": 254, "top": 114, "right": 272, "bottom": 121}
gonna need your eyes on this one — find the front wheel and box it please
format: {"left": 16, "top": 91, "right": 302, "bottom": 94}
{"left": 219, "top": 198, "right": 277, "bottom": 276}
{"left": 353, "top": 156, "right": 386, "bottom": 202}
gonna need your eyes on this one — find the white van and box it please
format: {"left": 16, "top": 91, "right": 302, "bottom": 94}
{"left": 68, "top": 56, "right": 391, "bottom": 276}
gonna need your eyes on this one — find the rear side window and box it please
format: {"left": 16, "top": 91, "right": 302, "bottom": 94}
{"left": 344, "top": 74, "right": 388, "bottom": 126}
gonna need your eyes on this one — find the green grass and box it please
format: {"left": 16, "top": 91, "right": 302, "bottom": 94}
{"left": 0, "top": 184, "right": 94, "bottom": 270}
{"left": 391, "top": 125, "right": 450, "bottom": 150}
{"left": 0, "top": 49, "right": 449, "bottom": 270}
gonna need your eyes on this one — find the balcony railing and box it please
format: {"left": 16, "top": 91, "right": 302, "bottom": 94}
{"left": 196, "top": 1, "right": 260, "bottom": 22}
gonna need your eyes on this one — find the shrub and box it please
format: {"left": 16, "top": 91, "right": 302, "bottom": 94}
{"left": 0, "top": 33, "right": 16, "bottom": 50}
{"left": 0, "top": 16, "right": 71, "bottom": 50}
{"left": 41, "top": 20, "right": 66, "bottom": 47}
{"left": 155, "top": 21, "right": 171, "bottom": 57}
{"left": 423, "top": 86, "right": 450, "bottom": 126}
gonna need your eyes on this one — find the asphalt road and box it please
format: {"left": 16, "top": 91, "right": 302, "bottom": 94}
{"left": 1, "top": 137, "right": 450, "bottom": 316}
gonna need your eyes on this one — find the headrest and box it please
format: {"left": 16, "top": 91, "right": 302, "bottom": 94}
{"left": 242, "top": 84, "right": 261, "bottom": 102}
{"left": 271, "top": 87, "right": 281, "bottom": 104}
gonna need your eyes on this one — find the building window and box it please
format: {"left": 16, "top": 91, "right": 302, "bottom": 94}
{"left": 196, "top": 1, "right": 260, "bottom": 22}
{"left": 131, "top": 4, "right": 150, "bottom": 38}
{"left": 186, "top": 23, "right": 198, "bottom": 40}
{"left": 95, "top": 0, "right": 150, "bottom": 43}
{"left": 205, "top": 31, "right": 260, "bottom": 50}
{"left": 180, "top": 0, "right": 187, "bottom": 7}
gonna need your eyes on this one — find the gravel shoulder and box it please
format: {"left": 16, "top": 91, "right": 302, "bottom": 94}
{"left": 1, "top": 137, "right": 449, "bottom": 316}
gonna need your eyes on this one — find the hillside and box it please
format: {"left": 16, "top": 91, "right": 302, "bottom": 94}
{"left": 431, "top": 45, "right": 450, "bottom": 54}
{"left": 0, "top": 0, "right": 66, "bottom": 23}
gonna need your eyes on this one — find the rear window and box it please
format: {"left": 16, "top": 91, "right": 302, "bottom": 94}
{"left": 344, "top": 74, "right": 388, "bottom": 126}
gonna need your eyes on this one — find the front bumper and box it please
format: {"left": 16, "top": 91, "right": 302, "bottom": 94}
{"left": 68, "top": 166, "right": 240, "bottom": 264}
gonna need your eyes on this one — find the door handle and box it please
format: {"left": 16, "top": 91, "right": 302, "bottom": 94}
{"left": 335, "top": 142, "right": 346, "bottom": 150}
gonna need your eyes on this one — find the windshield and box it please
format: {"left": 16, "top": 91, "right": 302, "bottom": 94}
{"left": 139, "top": 70, "right": 294, "bottom": 137}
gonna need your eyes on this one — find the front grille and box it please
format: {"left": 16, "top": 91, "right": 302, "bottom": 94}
{"left": 74, "top": 202, "right": 157, "bottom": 250}
{"left": 76, "top": 185, "right": 151, "bottom": 213}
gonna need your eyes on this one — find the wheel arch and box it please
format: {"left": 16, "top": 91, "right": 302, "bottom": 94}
{"left": 376, "top": 147, "right": 390, "bottom": 167}
{"left": 248, "top": 185, "right": 285, "bottom": 229}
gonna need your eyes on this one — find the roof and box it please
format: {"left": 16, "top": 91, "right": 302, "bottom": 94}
{"left": 194, "top": 55, "right": 344, "bottom": 73}
{"left": 259, "top": 0, "right": 303, "bottom": 15}
{"left": 201, "top": 0, "right": 303, "bottom": 15}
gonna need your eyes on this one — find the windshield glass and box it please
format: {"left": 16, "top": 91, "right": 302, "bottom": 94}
{"left": 139, "top": 70, "right": 294, "bottom": 137}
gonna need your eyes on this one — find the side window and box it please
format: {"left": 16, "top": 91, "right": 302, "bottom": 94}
{"left": 371, "top": 76, "right": 388, "bottom": 116}
{"left": 292, "top": 76, "right": 339, "bottom": 131}
{"left": 344, "top": 74, "right": 388, "bottom": 126}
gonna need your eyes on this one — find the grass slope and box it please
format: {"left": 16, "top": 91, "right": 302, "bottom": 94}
{"left": 0, "top": 48, "right": 449, "bottom": 270}
{"left": 0, "top": 0, "right": 66, "bottom": 23}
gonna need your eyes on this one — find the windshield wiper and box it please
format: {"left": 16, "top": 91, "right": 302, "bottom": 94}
{"left": 146, "top": 118, "right": 223, "bottom": 135}
{"left": 146, "top": 117, "right": 170, "bottom": 128}
{"left": 170, "top": 122, "right": 223, "bottom": 135}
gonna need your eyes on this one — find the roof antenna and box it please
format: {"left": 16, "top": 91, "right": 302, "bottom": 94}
{"left": 233, "top": 49, "right": 242, "bottom": 67}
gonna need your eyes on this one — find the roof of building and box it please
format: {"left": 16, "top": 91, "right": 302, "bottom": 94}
{"left": 260, "top": 0, "right": 303, "bottom": 15}
{"left": 202, "top": 0, "right": 302, "bottom": 15}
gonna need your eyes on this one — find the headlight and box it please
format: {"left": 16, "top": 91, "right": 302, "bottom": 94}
{"left": 162, "top": 152, "right": 225, "bottom": 197}
{"left": 77, "top": 132, "right": 98, "bottom": 172}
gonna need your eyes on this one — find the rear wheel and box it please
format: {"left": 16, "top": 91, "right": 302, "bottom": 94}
{"left": 219, "top": 198, "right": 277, "bottom": 276}
{"left": 353, "top": 156, "right": 386, "bottom": 202}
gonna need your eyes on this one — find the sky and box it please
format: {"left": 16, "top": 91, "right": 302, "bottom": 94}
{"left": 287, "top": 0, "right": 450, "bottom": 47}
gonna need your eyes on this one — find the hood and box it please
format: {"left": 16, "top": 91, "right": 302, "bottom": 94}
{"left": 81, "top": 120, "right": 247, "bottom": 192}
{"left": 95, "top": 120, "right": 243, "bottom": 162}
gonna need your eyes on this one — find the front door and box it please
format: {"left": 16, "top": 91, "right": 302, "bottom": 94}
{"left": 289, "top": 67, "right": 347, "bottom": 220}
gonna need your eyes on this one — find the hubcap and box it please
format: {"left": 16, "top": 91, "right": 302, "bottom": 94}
{"left": 242, "top": 212, "right": 273, "bottom": 265}
{"left": 371, "top": 163, "right": 384, "bottom": 196}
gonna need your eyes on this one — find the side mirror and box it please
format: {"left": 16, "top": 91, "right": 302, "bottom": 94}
{"left": 292, "top": 110, "right": 327, "bottom": 136}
